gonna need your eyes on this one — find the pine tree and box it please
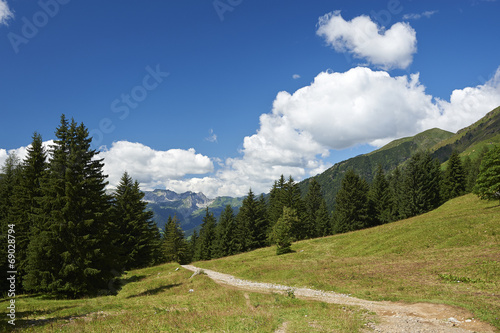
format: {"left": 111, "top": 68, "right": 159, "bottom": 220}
{"left": 315, "top": 200, "right": 332, "bottom": 237}
{"left": 441, "top": 151, "right": 466, "bottom": 201}
{"left": 281, "top": 176, "right": 306, "bottom": 240}
{"left": 333, "top": 169, "right": 370, "bottom": 233}
{"left": 368, "top": 165, "right": 392, "bottom": 226}
{"left": 388, "top": 166, "right": 404, "bottom": 221}
{"left": 0, "top": 154, "right": 21, "bottom": 294}
{"left": 268, "top": 175, "right": 286, "bottom": 226}
{"left": 269, "top": 207, "right": 296, "bottom": 255}
{"left": 112, "top": 172, "right": 161, "bottom": 270}
{"left": 24, "top": 115, "right": 120, "bottom": 297}
{"left": 464, "top": 147, "right": 489, "bottom": 193}
{"left": 195, "top": 208, "right": 217, "bottom": 260}
{"left": 163, "top": 215, "right": 188, "bottom": 264}
{"left": 213, "top": 205, "right": 236, "bottom": 258}
{"left": 399, "top": 151, "right": 442, "bottom": 219}
{"left": 305, "top": 178, "right": 325, "bottom": 239}
{"left": 474, "top": 145, "right": 500, "bottom": 204}
{"left": 8, "top": 133, "right": 47, "bottom": 291}
{"left": 235, "top": 189, "right": 269, "bottom": 252}
{"left": 189, "top": 230, "right": 198, "bottom": 262}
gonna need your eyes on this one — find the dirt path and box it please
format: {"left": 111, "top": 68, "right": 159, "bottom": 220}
{"left": 182, "top": 265, "right": 496, "bottom": 333}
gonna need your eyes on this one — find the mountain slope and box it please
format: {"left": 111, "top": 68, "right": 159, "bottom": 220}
{"left": 299, "top": 128, "right": 454, "bottom": 210}
{"left": 431, "top": 106, "right": 500, "bottom": 162}
{"left": 300, "top": 106, "right": 500, "bottom": 210}
{"left": 196, "top": 194, "right": 500, "bottom": 330}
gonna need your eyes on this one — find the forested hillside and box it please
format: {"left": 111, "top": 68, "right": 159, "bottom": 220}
{"left": 298, "top": 128, "right": 453, "bottom": 210}
{"left": 300, "top": 106, "right": 500, "bottom": 210}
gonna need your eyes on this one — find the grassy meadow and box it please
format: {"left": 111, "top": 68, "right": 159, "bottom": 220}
{"left": 1, "top": 194, "right": 498, "bottom": 332}
{"left": 1, "top": 264, "right": 366, "bottom": 332}
{"left": 197, "top": 194, "right": 500, "bottom": 329}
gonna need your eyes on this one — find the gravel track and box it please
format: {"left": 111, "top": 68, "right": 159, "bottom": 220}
{"left": 182, "top": 265, "right": 496, "bottom": 333}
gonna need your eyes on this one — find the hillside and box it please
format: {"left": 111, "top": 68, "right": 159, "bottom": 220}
{"left": 197, "top": 194, "right": 500, "bottom": 329}
{"left": 299, "top": 128, "right": 454, "bottom": 209}
{"left": 300, "top": 106, "right": 500, "bottom": 210}
{"left": 431, "top": 106, "right": 500, "bottom": 161}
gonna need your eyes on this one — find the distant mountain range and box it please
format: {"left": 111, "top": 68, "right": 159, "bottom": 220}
{"left": 145, "top": 106, "right": 500, "bottom": 232}
{"left": 144, "top": 189, "right": 243, "bottom": 235}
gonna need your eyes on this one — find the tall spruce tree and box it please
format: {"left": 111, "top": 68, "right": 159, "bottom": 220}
{"left": 24, "top": 116, "right": 119, "bottom": 297}
{"left": 465, "top": 146, "right": 489, "bottom": 193}
{"left": 112, "top": 172, "right": 161, "bottom": 270}
{"left": 213, "top": 205, "right": 236, "bottom": 258}
{"left": 388, "top": 166, "right": 404, "bottom": 221}
{"left": 333, "top": 169, "right": 370, "bottom": 233}
{"left": 305, "top": 178, "right": 325, "bottom": 239}
{"left": 9, "top": 133, "right": 47, "bottom": 291}
{"left": 271, "top": 176, "right": 306, "bottom": 240}
{"left": 0, "top": 154, "right": 21, "bottom": 294}
{"left": 268, "top": 175, "right": 287, "bottom": 226}
{"left": 441, "top": 151, "right": 466, "bottom": 201}
{"left": 195, "top": 208, "right": 217, "bottom": 260}
{"left": 399, "top": 151, "right": 442, "bottom": 219}
{"left": 189, "top": 230, "right": 198, "bottom": 262}
{"left": 163, "top": 215, "right": 188, "bottom": 264}
{"left": 235, "top": 189, "right": 269, "bottom": 252}
{"left": 369, "top": 165, "right": 393, "bottom": 226}
{"left": 315, "top": 200, "right": 332, "bottom": 237}
{"left": 474, "top": 145, "right": 500, "bottom": 204}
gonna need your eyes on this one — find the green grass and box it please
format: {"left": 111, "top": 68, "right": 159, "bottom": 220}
{"left": 1, "top": 264, "right": 367, "bottom": 332}
{"left": 196, "top": 194, "right": 500, "bottom": 330}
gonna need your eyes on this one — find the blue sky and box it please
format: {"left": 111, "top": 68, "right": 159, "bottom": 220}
{"left": 1, "top": 0, "right": 500, "bottom": 197}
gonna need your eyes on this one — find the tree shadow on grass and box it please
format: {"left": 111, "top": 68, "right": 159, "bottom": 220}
{"left": 126, "top": 283, "right": 182, "bottom": 299}
{"left": 115, "top": 274, "right": 147, "bottom": 291}
{"left": 1, "top": 305, "right": 79, "bottom": 331}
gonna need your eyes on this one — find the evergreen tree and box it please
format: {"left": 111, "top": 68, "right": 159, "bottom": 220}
{"left": 315, "top": 200, "right": 332, "bottom": 237}
{"left": 305, "top": 178, "right": 325, "bottom": 239}
{"left": 388, "top": 166, "right": 404, "bottom": 221}
{"left": 333, "top": 169, "right": 370, "bottom": 233}
{"left": 189, "top": 230, "right": 198, "bottom": 262}
{"left": 441, "top": 151, "right": 466, "bottom": 201}
{"left": 24, "top": 115, "right": 119, "bottom": 297}
{"left": 235, "top": 189, "right": 269, "bottom": 252}
{"left": 0, "top": 154, "right": 21, "bottom": 294}
{"left": 399, "top": 151, "right": 442, "bottom": 219}
{"left": 213, "top": 205, "right": 236, "bottom": 258}
{"left": 464, "top": 146, "right": 489, "bottom": 193}
{"left": 163, "top": 215, "right": 188, "bottom": 264}
{"left": 474, "top": 145, "right": 500, "bottom": 204}
{"left": 281, "top": 176, "right": 306, "bottom": 240}
{"left": 368, "top": 165, "right": 392, "bottom": 225}
{"left": 112, "top": 172, "right": 161, "bottom": 270}
{"left": 195, "top": 208, "right": 217, "bottom": 260}
{"left": 9, "top": 133, "right": 47, "bottom": 291}
{"left": 268, "top": 175, "right": 287, "bottom": 226}
{"left": 269, "top": 207, "right": 296, "bottom": 255}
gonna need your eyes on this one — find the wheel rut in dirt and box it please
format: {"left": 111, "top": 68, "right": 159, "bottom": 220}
{"left": 182, "top": 265, "right": 496, "bottom": 333}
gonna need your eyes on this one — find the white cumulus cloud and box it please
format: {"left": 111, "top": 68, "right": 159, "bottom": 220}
{"left": 2, "top": 68, "right": 500, "bottom": 199}
{"left": 99, "top": 141, "right": 214, "bottom": 191}
{"left": 316, "top": 11, "right": 417, "bottom": 70}
{"left": 204, "top": 66, "right": 500, "bottom": 197}
{"left": 0, "top": 0, "right": 13, "bottom": 26}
